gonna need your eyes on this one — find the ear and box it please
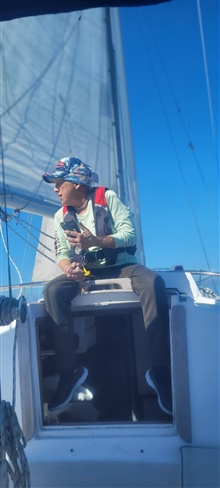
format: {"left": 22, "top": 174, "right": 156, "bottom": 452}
{"left": 73, "top": 183, "right": 80, "bottom": 190}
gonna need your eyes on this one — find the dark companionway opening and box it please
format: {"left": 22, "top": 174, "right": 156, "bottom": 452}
{"left": 36, "top": 309, "right": 172, "bottom": 425}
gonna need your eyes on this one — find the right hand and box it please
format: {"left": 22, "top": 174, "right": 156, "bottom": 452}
{"left": 65, "top": 262, "right": 84, "bottom": 282}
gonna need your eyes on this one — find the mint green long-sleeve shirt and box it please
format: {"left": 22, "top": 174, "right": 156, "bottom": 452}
{"left": 54, "top": 189, "right": 138, "bottom": 268}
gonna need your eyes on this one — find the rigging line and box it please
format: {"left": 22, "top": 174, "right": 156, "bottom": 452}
{"left": 196, "top": 0, "right": 219, "bottom": 174}
{"left": 20, "top": 213, "right": 35, "bottom": 284}
{"left": 0, "top": 16, "right": 81, "bottom": 120}
{"left": 10, "top": 214, "right": 52, "bottom": 251}
{"left": 0, "top": 224, "right": 23, "bottom": 299}
{"left": 15, "top": 15, "right": 83, "bottom": 213}
{"left": 9, "top": 217, "right": 42, "bottom": 247}
{"left": 142, "top": 9, "right": 218, "bottom": 221}
{"left": 0, "top": 137, "right": 13, "bottom": 297}
{"left": 7, "top": 222, "right": 54, "bottom": 255}
{"left": 59, "top": 96, "right": 73, "bottom": 154}
{"left": 0, "top": 207, "right": 54, "bottom": 251}
{"left": 136, "top": 10, "right": 212, "bottom": 272}
{"left": 12, "top": 212, "right": 54, "bottom": 240}
{"left": 17, "top": 214, "right": 34, "bottom": 292}
{"left": 7, "top": 226, "right": 56, "bottom": 263}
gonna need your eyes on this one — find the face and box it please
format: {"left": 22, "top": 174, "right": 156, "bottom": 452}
{"left": 54, "top": 179, "right": 77, "bottom": 206}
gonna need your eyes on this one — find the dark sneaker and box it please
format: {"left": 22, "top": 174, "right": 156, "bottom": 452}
{"left": 146, "top": 367, "right": 172, "bottom": 416}
{"left": 48, "top": 366, "right": 88, "bottom": 411}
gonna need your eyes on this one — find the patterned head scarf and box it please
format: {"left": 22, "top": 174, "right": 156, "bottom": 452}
{"left": 43, "top": 157, "right": 98, "bottom": 187}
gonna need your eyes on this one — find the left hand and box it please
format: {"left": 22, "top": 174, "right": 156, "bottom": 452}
{"left": 64, "top": 223, "right": 95, "bottom": 250}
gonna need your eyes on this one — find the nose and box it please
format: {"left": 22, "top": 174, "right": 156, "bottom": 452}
{"left": 54, "top": 180, "right": 63, "bottom": 192}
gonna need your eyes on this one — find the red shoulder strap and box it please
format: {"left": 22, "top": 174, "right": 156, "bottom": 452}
{"left": 94, "top": 187, "right": 107, "bottom": 207}
{"left": 63, "top": 187, "right": 107, "bottom": 212}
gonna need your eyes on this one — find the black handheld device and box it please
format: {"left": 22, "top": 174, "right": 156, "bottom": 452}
{"left": 60, "top": 220, "right": 80, "bottom": 236}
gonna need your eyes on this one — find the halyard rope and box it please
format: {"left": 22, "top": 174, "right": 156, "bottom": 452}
{"left": 0, "top": 321, "right": 31, "bottom": 487}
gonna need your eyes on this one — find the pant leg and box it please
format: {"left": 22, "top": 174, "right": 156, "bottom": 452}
{"left": 105, "top": 264, "right": 170, "bottom": 369}
{"left": 43, "top": 274, "right": 79, "bottom": 373}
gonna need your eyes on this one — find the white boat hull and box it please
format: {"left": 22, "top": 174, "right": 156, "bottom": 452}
{"left": 1, "top": 270, "right": 219, "bottom": 487}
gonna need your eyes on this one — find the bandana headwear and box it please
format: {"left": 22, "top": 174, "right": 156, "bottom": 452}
{"left": 43, "top": 157, "right": 99, "bottom": 187}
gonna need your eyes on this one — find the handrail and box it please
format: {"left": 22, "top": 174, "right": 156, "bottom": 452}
{"left": 0, "top": 281, "right": 47, "bottom": 292}
{"left": 1, "top": 270, "right": 220, "bottom": 293}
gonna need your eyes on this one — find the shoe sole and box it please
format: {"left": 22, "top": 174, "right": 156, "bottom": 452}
{"left": 48, "top": 367, "right": 88, "bottom": 412}
{"left": 145, "top": 370, "right": 172, "bottom": 416}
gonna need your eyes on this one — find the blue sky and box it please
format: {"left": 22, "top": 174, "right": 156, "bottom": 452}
{"left": 0, "top": 0, "right": 219, "bottom": 290}
{"left": 120, "top": 0, "right": 219, "bottom": 272}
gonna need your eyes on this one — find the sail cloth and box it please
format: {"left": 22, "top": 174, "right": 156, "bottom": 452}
{"left": 31, "top": 217, "right": 63, "bottom": 283}
{"left": 0, "top": 9, "right": 118, "bottom": 217}
{"left": 0, "top": 0, "right": 171, "bottom": 22}
{"left": 0, "top": 8, "right": 145, "bottom": 264}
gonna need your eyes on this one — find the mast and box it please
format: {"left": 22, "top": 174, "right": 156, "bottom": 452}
{"left": 105, "top": 7, "right": 126, "bottom": 202}
{"left": 105, "top": 7, "right": 145, "bottom": 264}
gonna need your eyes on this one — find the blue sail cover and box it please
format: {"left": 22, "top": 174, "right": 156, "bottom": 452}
{"left": 0, "top": 0, "right": 171, "bottom": 22}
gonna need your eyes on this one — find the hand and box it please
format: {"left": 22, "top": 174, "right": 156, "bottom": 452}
{"left": 65, "top": 262, "right": 84, "bottom": 282}
{"left": 65, "top": 223, "right": 95, "bottom": 250}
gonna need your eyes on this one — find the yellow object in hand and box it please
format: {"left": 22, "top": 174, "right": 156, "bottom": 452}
{"left": 83, "top": 267, "right": 90, "bottom": 276}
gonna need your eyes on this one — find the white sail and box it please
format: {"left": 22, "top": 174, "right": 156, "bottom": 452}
{"left": 0, "top": 7, "right": 144, "bottom": 282}
{"left": 31, "top": 217, "right": 61, "bottom": 283}
{"left": 0, "top": 9, "right": 116, "bottom": 213}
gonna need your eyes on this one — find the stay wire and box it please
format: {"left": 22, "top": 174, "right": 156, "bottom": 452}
{"left": 196, "top": 0, "right": 219, "bottom": 175}
{"left": 142, "top": 9, "right": 218, "bottom": 221}
{"left": 0, "top": 223, "right": 23, "bottom": 297}
{"left": 10, "top": 215, "right": 53, "bottom": 251}
{"left": 11, "top": 211, "right": 54, "bottom": 239}
{"left": 0, "top": 131, "right": 13, "bottom": 298}
{"left": 0, "top": 207, "right": 54, "bottom": 258}
{"left": 6, "top": 223, "right": 56, "bottom": 263}
{"left": 136, "top": 9, "right": 212, "bottom": 272}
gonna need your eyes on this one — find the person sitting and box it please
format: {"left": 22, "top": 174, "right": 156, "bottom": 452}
{"left": 42, "top": 157, "right": 172, "bottom": 415}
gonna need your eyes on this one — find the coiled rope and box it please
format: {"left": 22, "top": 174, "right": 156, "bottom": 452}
{"left": 0, "top": 297, "right": 27, "bottom": 327}
{"left": 199, "top": 286, "right": 220, "bottom": 299}
{"left": 0, "top": 400, "right": 31, "bottom": 488}
{"left": 0, "top": 300, "right": 30, "bottom": 487}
